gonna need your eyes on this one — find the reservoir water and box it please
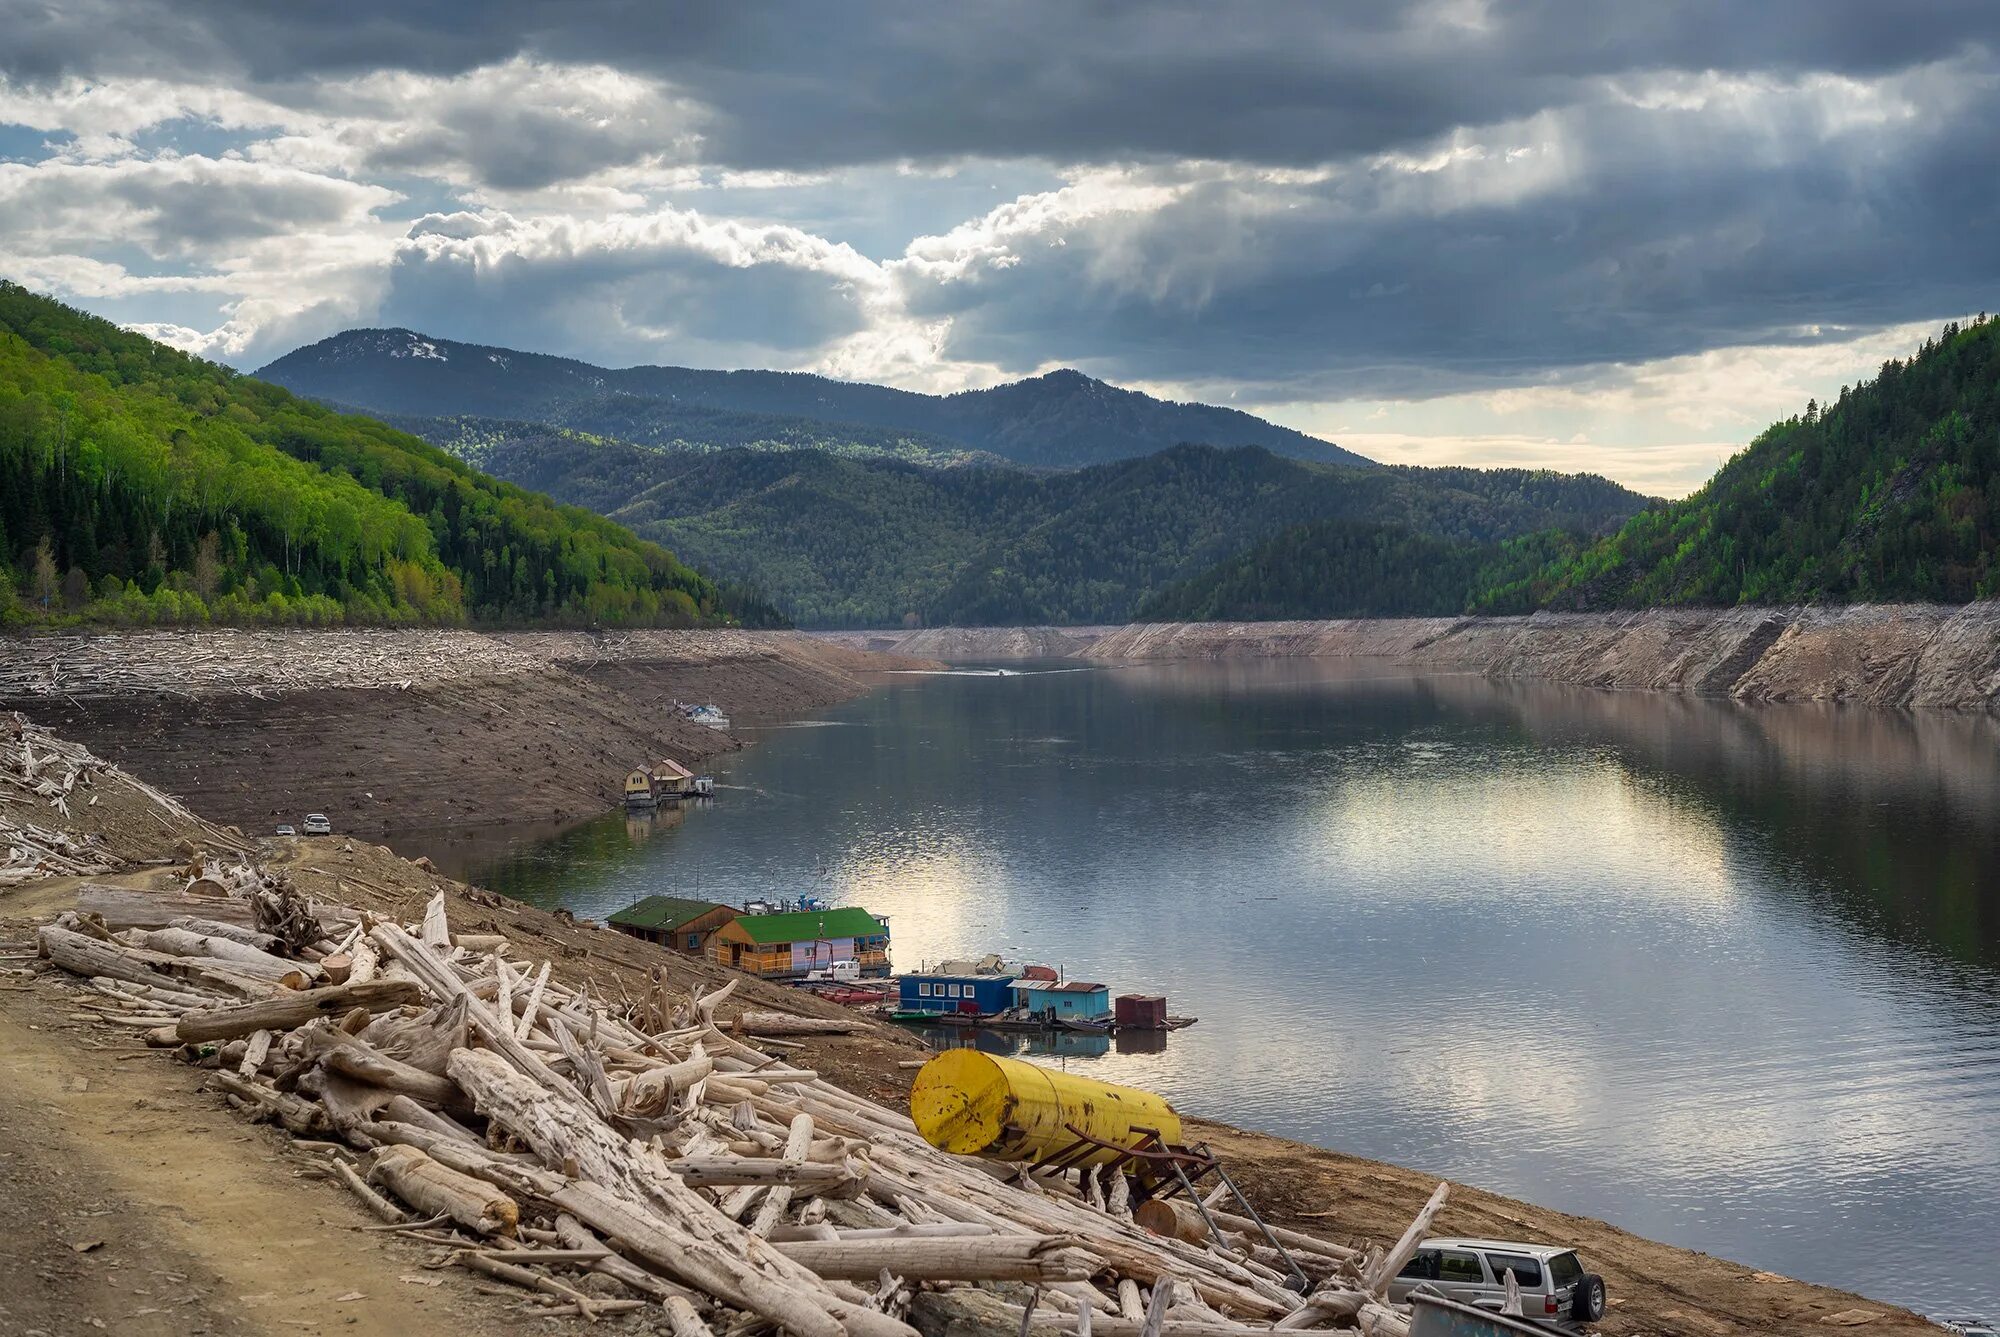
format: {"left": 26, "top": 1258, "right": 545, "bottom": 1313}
{"left": 422, "top": 660, "right": 2000, "bottom": 1316}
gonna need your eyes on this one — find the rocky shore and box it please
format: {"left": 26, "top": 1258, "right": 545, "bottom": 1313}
{"left": 822, "top": 602, "right": 2000, "bottom": 709}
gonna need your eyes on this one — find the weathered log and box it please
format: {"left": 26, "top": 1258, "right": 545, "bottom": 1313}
{"left": 313, "top": 1031, "right": 462, "bottom": 1107}
{"left": 448, "top": 1047, "right": 905, "bottom": 1337}
{"left": 367, "top": 1143, "right": 518, "bottom": 1236}
{"left": 319, "top": 953, "right": 352, "bottom": 985}
{"left": 129, "top": 927, "right": 306, "bottom": 978}
{"left": 550, "top": 1213, "right": 709, "bottom": 1309}
{"left": 733, "top": 1011, "right": 866, "bottom": 1037}
{"left": 668, "top": 1155, "right": 860, "bottom": 1192}
{"left": 174, "top": 979, "right": 422, "bottom": 1043}
{"left": 1361, "top": 1182, "right": 1448, "bottom": 1295}
{"left": 239, "top": 1028, "right": 273, "bottom": 1078}
{"left": 1135, "top": 1198, "right": 1213, "bottom": 1246}
{"left": 76, "top": 883, "right": 257, "bottom": 930}
{"left": 211, "top": 1070, "right": 329, "bottom": 1136}
{"left": 1205, "top": 1210, "right": 1359, "bottom": 1263}
{"left": 750, "top": 1112, "right": 814, "bottom": 1236}
{"left": 39, "top": 924, "right": 185, "bottom": 988}
{"left": 166, "top": 916, "right": 283, "bottom": 952}
{"left": 773, "top": 1235, "right": 1097, "bottom": 1282}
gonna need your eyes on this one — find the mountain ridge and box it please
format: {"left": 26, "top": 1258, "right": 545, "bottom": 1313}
{"left": 256, "top": 328, "right": 1371, "bottom": 471}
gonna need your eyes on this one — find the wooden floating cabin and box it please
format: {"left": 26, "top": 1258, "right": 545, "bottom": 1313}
{"left": 707, "top": 906, "right": 892, "bottom": 980}
{"left": 606, "top": 895, "right": 736, "bottom": 954}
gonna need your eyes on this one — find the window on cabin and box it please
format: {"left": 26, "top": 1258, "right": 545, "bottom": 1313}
{"left": 917, "top": 982, "right": 931, "bottom": 997}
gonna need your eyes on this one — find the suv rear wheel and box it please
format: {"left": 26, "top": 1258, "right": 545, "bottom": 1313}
{"left": 1571, "top": 1273, "right": 1607, "bottom": 1322}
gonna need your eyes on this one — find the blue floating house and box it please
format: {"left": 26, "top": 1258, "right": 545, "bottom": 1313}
{"left": 1011, "top": 980, "right": 1112, "bottom": 1020}
{"left": 898, "top": 973, "right": 1017, "bottom": 1015}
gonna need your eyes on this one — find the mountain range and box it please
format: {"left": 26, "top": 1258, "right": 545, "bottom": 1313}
{"left": 258, "top": 330, "right": 1647, "bottom": 626}
{"left": 259, "top": 329, "right": 1370, "bottom": 472}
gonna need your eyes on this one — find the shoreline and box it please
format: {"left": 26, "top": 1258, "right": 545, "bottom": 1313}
{"left": 814, "top": 601, "right": 2000, "bottom": 710}
{"left": 0, "top": 707, "right": 1945, "bottom": 1335}
{"left": 0, "top": 627, "right": 933, "bottom": 838}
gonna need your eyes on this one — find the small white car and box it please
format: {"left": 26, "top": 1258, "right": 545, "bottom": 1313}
{"left": 301, "top": 813, "right": 332, "bottom": 836}
{"left": 274, "top": 824, "right": 296, "bottom": 837}
{"left": 1389, "top": 1237, "right": 1606, "bottom": 1326}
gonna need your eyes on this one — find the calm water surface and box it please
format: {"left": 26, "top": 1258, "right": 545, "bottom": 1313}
{"left": 415, "top": 661, "right": 2000, "bottom": 1316}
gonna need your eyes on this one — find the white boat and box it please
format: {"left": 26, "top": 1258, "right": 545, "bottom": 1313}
{"left": 684, "top": 704, "right": 731, "bottom": 731}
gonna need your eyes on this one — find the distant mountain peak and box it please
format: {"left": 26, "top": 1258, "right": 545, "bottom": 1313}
{"left": 259, "top": 330, "right": 1371, "bottom": 471}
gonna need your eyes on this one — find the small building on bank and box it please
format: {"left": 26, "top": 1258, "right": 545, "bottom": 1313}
{"left": 607, "top": 896, "right": 736, "bottom": 953}
{"left": 1011, "top": 979, "right": 1112, "bottom": 1021}
{"left": 708, "top": 906, "right": 892, "bottom": 979}
{"left": 898, "top": 973, "right": 1017, "bottom": 1015}
{"left": 624, "top": 768, "right": 658, "bottom": 807}
{"left": 651, "top": 758, "right": 696, "bottom": 798}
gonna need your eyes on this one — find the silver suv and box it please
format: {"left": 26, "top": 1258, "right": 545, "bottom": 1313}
{"left": 302, "top": 813, "right": 331, "bottom": 836}
{"left": 1388, "top": 1237, "right": 1606, "bottom": 1326}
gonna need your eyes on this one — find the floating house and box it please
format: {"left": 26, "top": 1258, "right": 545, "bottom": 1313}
{"left": 651, "top": 757, "right": 696, "bottom": 799}
{"left": 623, "top": 768, "right": 658, "bottom": 808}
{"left": 607, "top": 896, "right": 735, "bottom": 953}
{"left": 898, "top": 973, "right": 1017, "bottom": 1015}
{"left": 708, "top": 906, "right": 892, "bottom": 979}
{"left": 1011, "top": 979, "right": 1112, "bottom": 1021}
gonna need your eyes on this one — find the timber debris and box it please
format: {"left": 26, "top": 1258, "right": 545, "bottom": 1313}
{"left": 2, "top": 712, "right": 246, "bottom": 882}
{"left": 27, "top": 863, "right": 1450, "bottom": 1336}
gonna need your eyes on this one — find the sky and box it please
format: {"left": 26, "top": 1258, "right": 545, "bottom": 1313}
{"left": 3, "top": 1, "right": 1997, "bottom": 497}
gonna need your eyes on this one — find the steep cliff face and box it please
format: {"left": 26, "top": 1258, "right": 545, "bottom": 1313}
{"left": 833, "top": 603, "right": 2000, "bottom": 710}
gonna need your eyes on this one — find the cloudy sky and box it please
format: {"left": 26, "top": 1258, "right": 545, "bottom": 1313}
{"left": 4, "top": 1, "right": 1996, "bottom": 495}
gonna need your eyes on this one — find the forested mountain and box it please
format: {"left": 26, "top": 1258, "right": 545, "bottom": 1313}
{"left": 387, "top": 411, "right": 1644, "bottom": 626}
{"left": 0, "top": 283, "right": 742, "bottom": 628}
{"left": 1508, "top": 315, "right": 2000, "bottom": 610}
{"left": 1148, "top": 318, "right": 2000, "bottom": 623}
{"left": 258, "top": 329, "right": 1368, "bottom": 470}
{"left": 1138, "top": 522, "right": 1583, "bottom": 621}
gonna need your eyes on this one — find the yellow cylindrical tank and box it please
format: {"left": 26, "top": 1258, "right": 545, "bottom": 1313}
{"left": 908, "top": 1049, "right": 1182, "bottom": 1167}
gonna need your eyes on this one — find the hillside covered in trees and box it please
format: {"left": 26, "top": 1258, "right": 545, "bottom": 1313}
{"left": 1145, "top": 318, "right": 2000, "bottom": 623}
{"left": 1512, "top": 315, "right": 2000, "bottom": 610}
{"left": 398, "top": 413, "right": 1644, "bottom": 626}
{"left": 0, "top": 283, "right": 747, "bottom": 628}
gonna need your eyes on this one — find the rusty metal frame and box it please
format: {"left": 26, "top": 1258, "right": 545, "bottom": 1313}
{"left": 1031, "top": 1124, "right": 1311, "bottom": 1292}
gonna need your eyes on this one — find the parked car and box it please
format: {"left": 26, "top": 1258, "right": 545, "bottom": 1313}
{"left": 302, "top": 813, "right": 331, "bottom": 836}
{"left": 1389, "top": 1238, "right": 1606, "bottom": 1326}
{"left": 275, "top": 824, "right": 297, "bottom": 837}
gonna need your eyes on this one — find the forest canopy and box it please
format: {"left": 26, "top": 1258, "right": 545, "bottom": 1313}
{"left": 0, "top": 282, "right": 750, "bottom": 628}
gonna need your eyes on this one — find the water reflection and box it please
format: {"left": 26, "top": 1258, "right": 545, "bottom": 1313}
{"left": 410, "top": 660, "right": 2000, "bottom": 1316}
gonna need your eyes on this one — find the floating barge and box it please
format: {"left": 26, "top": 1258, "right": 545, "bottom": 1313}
{"left": 883, "top": 970, "right": 1196, "bottom": 1034}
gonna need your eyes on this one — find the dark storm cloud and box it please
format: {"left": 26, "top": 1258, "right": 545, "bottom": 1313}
{"left": 10, "top": 1, "right": 1999, "bottom": 170}
{"left": 6, "top": 0, "right": 1997, "bottom": 394}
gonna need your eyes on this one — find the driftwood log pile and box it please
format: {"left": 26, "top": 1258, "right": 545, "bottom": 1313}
{"left": 32, "top": 866, "right": 1444, "bottom": 1335}
{"left": 1, "top": 712, "right": 246, "bottom": 883}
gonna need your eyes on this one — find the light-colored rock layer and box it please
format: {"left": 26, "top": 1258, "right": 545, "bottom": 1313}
{"left": 831, "top": 604, "right": 2000, "bottom": 710}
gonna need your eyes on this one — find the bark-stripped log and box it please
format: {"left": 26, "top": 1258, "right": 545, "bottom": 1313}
{"left": 367, "top": 1143, "right": 519, "bottom": 1236}
{"left": 174, "top": 979, "right": 422, "bottom": 1042}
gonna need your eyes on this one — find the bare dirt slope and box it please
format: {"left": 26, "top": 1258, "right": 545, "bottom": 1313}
{"left": 0, "top": 628, "right": 928, "bottom": 837}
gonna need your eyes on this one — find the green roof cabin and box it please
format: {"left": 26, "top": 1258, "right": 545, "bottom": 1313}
{"left": 607, "top": 896, "right": 736, "bottom": 953}
{"left": 709, "top": 906, "right": 891, "bottom": 978}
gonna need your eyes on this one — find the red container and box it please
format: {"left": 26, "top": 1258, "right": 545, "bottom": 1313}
{"left": 1114, "top": 994, "right": 1167, "bottom": 1030}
